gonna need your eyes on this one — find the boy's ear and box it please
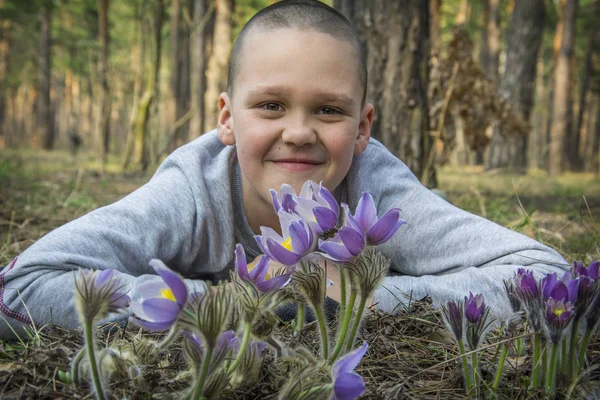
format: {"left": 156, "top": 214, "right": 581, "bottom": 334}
{"left": 217, "top": 92, "right": 235, "bottom": 145}
{"left": 354, "top": 103, "right": 374, "bottom": 155}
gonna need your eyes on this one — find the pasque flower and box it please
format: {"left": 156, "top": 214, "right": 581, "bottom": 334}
{"left": 465, "top": 292, "right": 486, "bottom": 323}
{"left": 513, "top": 268, "right": 544, "bottom": 330}
{"left": 318, "top": 206, "right": 366, "bottom": 262}
{"left": 545, "top": 298, "right": 575, "bottom": 344}
{"left": 255, "top": 210, "right": 315, "bottom": 266}
{"left": 234, "top": 244, "right": 291, "bottom": 292}
{"left": 332, "top": 342, "right": 368, "bottom": 400}
{"left": 464, "top": 292, "right": 492, "bottom": 350}
{"left": 130, "top": 260, "right": 188, "bottom": 331}
{"left": 270, "top": 181, "right": 339, "bottom": 235}
{"left": 350, "top": 192, "right": 406, "bottom": 246}
{"left": 441, "top": 300, "right": 464, "bottom": 342}
{"left": 542, "top": 272, "right": 578, "bottom": 304}
{"left": 74, "top": 268, "right": 130, "bottom": 324}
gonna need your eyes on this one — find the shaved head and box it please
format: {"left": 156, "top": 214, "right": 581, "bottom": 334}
{"left": 227, "top": 0, "right": 367, "bottom": 105}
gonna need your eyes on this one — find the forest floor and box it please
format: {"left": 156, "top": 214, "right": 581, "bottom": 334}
{"left": 1, "top": 148, "right": 600, "bottom": 399}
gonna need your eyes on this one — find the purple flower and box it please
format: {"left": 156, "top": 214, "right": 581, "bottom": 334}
{"left": 441, "top": 300, "right": 463, "bottom": 342}
{"left": 572, "top": 260, "right": 600, "bottom": 281}
{"left": 255, "top": 210, "right": 315, "bottom": 266}
{"left": 318, "top": 206, "right": 366, "bottom": 262}
{"left": 465, "top": 292, "right": 485, "bottom": 323}
{"left": 74, "top": 268, "right": 130, "bottom": 323}
{"left": 234, "top": 244, "right": 291, "bottom": 292}
{"left": 542, "top": 272, "right": 578, "bottom": 304}
{"left": 271, "top": 181, "right": 340, "bottom": 235}
{"left": 130, "top": 260, "right": 188, "bottom": 331}
{"left": 350, "top": 192, "right": 406, "bottom": 246}
{"left": 545, "top": 298, "right": 575, "bottom": 344}
{"left": 332, "top": 342, "right": 368, "bottom": 400}
{"left": 514, "top": 268, "right": 538, "bottom": 298}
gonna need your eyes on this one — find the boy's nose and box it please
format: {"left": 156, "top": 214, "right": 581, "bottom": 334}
{"left": 281, "top": 119, "right": 317, "bottom": 147}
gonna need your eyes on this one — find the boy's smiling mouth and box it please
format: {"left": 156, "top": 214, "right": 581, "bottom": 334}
{"left": 270, "top": 158, "right": 325, "bottom": 172}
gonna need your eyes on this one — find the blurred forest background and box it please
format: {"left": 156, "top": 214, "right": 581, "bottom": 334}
{"left": 0, "top": 0, "right": 598, "bottom": 187}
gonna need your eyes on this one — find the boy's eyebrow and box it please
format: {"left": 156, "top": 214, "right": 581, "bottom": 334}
{"left": 246, "top": 86, "right": 356, "bottom": 108}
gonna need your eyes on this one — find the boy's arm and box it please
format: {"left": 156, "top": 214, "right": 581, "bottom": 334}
{"left": 0, "top": 153, "right": 217, "bottom": 341}
{"left": 348, "top": 141, "right": 569, "bottom": 320}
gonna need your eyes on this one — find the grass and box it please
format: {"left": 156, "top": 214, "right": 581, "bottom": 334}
{"left": 1, "top": 150, "right": 600, "bottom": 398}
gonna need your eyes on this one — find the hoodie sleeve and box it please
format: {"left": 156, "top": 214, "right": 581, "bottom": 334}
{"left": 347, "top": 140, "right": 569, "bottom": 321}
{"left": 0, "top": 153, "right": 210, "bottom": 341}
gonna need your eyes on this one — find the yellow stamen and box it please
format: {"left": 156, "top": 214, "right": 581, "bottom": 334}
{"left": 282, "top": 237, "right": 293, "bottom": 251}
{"left": 553, "top": 307, "right": 565, "bottom": 317}
{"left": 160, "top": 288, "right": 176, "bottom": 302}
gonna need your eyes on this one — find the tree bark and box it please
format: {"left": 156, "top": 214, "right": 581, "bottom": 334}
{"left": 549, "top": 0, "right": 578, "bottom": 176}
{"left": 479, "top": 0, "right": 500, "bottom": 83}
{"left": 335, "top": 0, "right": 433, "bottom": 186}
{"left": 429, "top": 0, "right": 441, "bottom": 59}
{"left": 0, "top": 0, "right": 11, "bottom": 144}
{"left": 487, "top": 0, "right": 545, "bottom": 170}
{"left": 572, "top": 4, "right": 598, "bottom": 171}
{"left": 203, "top": 0, "right": 233, "bottom": 133}
{"left": 39, "top": 0, "right": 54, "bottom": 150}
{"left": 190, "top": 0, "right": 214, "bottom": 139}
{"left": 98, "top": 0, "right": 111, "bottom": 167}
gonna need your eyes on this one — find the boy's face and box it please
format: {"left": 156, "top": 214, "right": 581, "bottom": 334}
{"left": 218, "top": 28, "right": 374, "bottom": 218}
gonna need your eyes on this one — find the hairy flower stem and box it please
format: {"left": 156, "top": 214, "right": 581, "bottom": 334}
{"left": 492, "top": 343, "right": 509, "bottom": 390}
{"left": 70, "top": 348, "right": 86, "bottom": 385}
{"left": 227, "top": 322, "right": 251, "bottom": 374}
{"left": 577, "top": 328, "right": 593, "bottom": 376}
{"left": 471, "top": 351, "right": 479, "bottom": 393}
{"left": 561, "top": 338, "right": 568, "bottom": 377}
{"left": 567, "top": 318, "right": 580, "bottom": 379}
{"left": 191, "top": 346, "right": 213, "bottom": 400}
{"left": 156, "top": 325, "right": 180, "bottom": 350}
{"left": 515, "top": 337, "right": 525, "bottom": 356}
{"left": 531, "top": 333, "right": 541, "bottom": 389}
{"left": 344, "top": 296, "right": 368, "bottom": 354}
{"left": 339, "top": 268, "right": 347, "bottom": 316}
{"left": 83, "top": 321, "right": 105, "bottom": 400}
{"left": 315, "top": 305, "right": 329, "bottom": 359}
{"left": 545, "top": 343, "right": 559, "bottom": 395}
{"left": 295, "top": 303, "right": 305, "bottom": 334}
{"left": 458, "top": 341, "right": 474, "bottom": 395}
{"left": 330, "top": 289, "right": 357, "bottom": 362}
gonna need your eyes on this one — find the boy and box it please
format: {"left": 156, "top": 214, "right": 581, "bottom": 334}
{"left": 0, "top": 0, "right": 567, "bottom": 340}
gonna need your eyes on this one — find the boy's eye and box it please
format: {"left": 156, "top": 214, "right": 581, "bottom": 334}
{"left": 260, "top": 102, "right": 284, "bottom": 112}
{"left": 318, "top": 107, "right": 341, "bottom": 115}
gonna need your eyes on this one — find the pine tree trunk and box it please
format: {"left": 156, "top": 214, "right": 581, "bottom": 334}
{"left": 203, "top": 0, "right": 233, "bottom": 133}
{"left": 572, "top": 4, "right": 597, "bottom": 171}
{"left": 39, "top": 0, "right": 54, "bottom": 150}
{"left": 334, "top": 0, "right": 433, "bottom": 186}
{"left": 176, "top": 0, "right": 193, "bottom": 146}
{"left": 98, "top": 0, "right": 111, "bottom": 167}
{"left": 549, "top": 0, "right": 578, "bottom": 176}
{"left": 0, "top": 0, "right": 11, "bottom": 145}
{"left": 429, "top": 0, "right": 441, "bottom": 59}
{"left": 487, "top": 0, "right": 545, "bottom": 171}
{"left": 190, "top": 0, "right": 213, "bottom": 139}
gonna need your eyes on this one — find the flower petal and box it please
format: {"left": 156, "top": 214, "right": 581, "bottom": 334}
{"left": 314, "top": 207, "right": 338, "bottom": 232}
{"left": 142, "top": 298, "right": 182, "bottom": 320}
{"left": 265, "top": 237, "right": 302, "bottom": 266}
{"left": 318, "top": 238, "right": 354, "bottom": 262}
{"left": 333, "top": 342, "right": 369, "bottom": 376}
{"left": 249, "top": 255, "right": 270, "bottom": 282}
{"left": 333, "top": 372, "right": 366, "bottom": 400}
{"left": 270, "top": 189, "right": 281, "bottom": 212}
{"left": 289, "top": 220, "right": 311, "bottom": 254}
{"left": 136, "top": 281, "right": 171, "bottom": 300}
{"left": 366, "top": 208, "right": 406, "bottom": 245}
{"left": 354, "top": 192, "right": 377, "bottom": 232}
{"left": 256, "top": 273, "right": 291, "bottom": 292}
{"left": 235, "top": 244, "right": 250, "bottom": 280}
{"left": 149, "top": 259, "right": 188, "bottom": 307}
{"left": 318, "top": 184, "right": 339, "bottom": 215}
{"left": 338, "top": 226, "right": 365, "bottom": 257}
{"left": 129, "top": 316, "right": 175, "bottom": 331}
